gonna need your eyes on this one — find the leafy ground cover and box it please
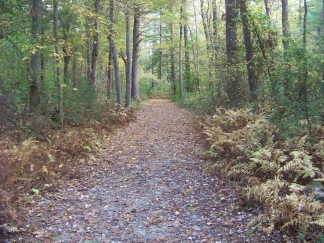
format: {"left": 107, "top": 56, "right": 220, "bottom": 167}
{"left": 2, "top": 99, "right": 284, "bottom": 242}
{"left": 202, "top": 108, "right": 324, "bottom": 241}
{"left": 0, "top": 103, "right": 136, "bottom": 240}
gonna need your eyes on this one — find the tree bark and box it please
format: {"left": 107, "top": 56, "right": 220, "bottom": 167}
{"left": 159, "top": 10, "right": 163, "bottom": 80}
{"left": 90, "top": 0, "right": 100, "bottom": 89}
{"left": 54, "top": 0, "right": 63, "bottom": 127}
{"left": 109, "top": 0, "right": 121, "bottom": 105}
{"left": 131, "top": 5, "right": 140, "bottom": 101}
{"left": 179, "top": 3, "right": 184, "bottom": 98}
{"left": 86, "top": 16, "right": 91, "bottom": 83}
{"left": 225, "top": 0, "right": 240, "bottom": 107}
{"left": 193, "top": 0, "right": 200, "bottom": 91}
{"left": 169, "top": 21, "right": 176, "bottom": 95}
{"left": 107, "top": 46, "right": 113, "bottom": 96}
{"left": 30, "top": 0, "right": 42, "bottom": 112}
{"left": 264, "top": 0, "right": 270, "bottom": 18}
{"left": 62, "top": 25, "right": 71, "bottom": 84}
{"left": 212, "top": 0, "right": 218, "bottom": 62}
{"left": 281, "top": 0, "right": 289, "bottom": 50}
{"left": 183, "top": 0, "right": 191, "bottom": 93}
{"left": 302, "top": 0, "right": 310, "bottom": 132}
{"left": 225, "top": 0, "right": 237, "bottom": 62}
{"left": 200, "top": 0, "right": 210, "bottom": 52}
{"left": 125, "top": 4, "right": 132, "bottom": 107}
{"left": 240, "top": 0, "right": 258, "bottom": 102}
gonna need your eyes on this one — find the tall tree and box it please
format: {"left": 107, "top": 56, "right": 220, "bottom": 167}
{"left": 302, "top": 0, "right": 310, "bottom": 130}
{"left": 193, "top": 0, "right": 200, "bottom": 91}
{"left": 90, "top": 0, "right": 100, "bottom": 88}
{"left": 30, "top": 0, "right": 42, "bottom": 112}
{"left": 264, "top": 0, "right": 270, "bottom": 18}
{"left": 169, "top": 6, "right": 176, "bottom": 95}
{"left": 53, "top": 0, "right": 63, "bottom": 127}
{"left": 281, "top": 0, "right": 289, "bottom": 50}
{"left": 183, "top": 0, "right": 191, "bottom": 93}
{"left": 159, "top": 9, "right": 163, "bottom": 80}
{"left": 131, "top": 4, "right": 140, "bottom": 101}
{"left": 200, "top": 0, "right": 211, "bottom": 52}
{"left": 179, "top": 2, "right": 184, "bottom": 98}
{"left": 109, "top": 0, "right": 121, "bottom": 105}
{"left": 212, "top": 0, "right": 218, "bottom": 63}
{"left": 107, "top": 47, "right": 113, "bottom": 96}
{"left": 125, "top": 3, "right": 132, "bottom": 107}
{"left": 240, "top": 0, "right": 258, "bottom": 102}
{"left": 225, "top": 0, "right": 240, "bottom": 107}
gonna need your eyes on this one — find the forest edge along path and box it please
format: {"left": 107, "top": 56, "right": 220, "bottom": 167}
{"left": 8, "top": 99, "right": 282, "bottom": 242}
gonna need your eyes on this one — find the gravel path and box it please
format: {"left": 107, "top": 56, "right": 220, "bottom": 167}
{"left": 8, "top": 99, "right": 282, "bottom": 242}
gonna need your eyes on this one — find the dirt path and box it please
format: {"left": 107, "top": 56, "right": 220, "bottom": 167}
{"left": 9, "top": 99, "right": 281, "bottom": 242}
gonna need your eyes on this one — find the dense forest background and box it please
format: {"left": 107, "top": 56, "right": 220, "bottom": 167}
{"left": 1, "top": 0, "right": 324, "bottom": 240}
{"left": 0, "top": 0, "right": 323, "bottom": 126}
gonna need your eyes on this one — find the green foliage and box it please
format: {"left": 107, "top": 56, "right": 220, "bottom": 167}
{"left": 139, "top": 73, "right": 172, "bottom": 99}
{"left": 64, "top": 83, "right": 98, "bottom": 125}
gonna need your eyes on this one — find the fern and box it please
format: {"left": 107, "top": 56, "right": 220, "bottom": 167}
{"left": 278, "top": 151, "right": 318, "bottom": 181}
{"left": 311, "top": 213, "right": 324, "bottom": 227}
{"left": 0, "top": 223, "right": 19, "bottom": 233}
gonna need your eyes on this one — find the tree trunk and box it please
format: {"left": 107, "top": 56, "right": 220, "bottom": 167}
{"left": 225, "top": 0, "right": 240, "bottom": 107}
{"left": 183, "top": 0, "right": 191, "bottom": 93}
{"left": 30, "top": 0, "right": 42, "bottom": 112}
{"left": 62, "top": 26, "right": 71, "bottom": 84}
{"left": 109, "top": 0, "right": 121, "bottom": 105}
{"left": 125, "top": 4, "right": 132, "bottom": 107}
{"left": 200, "top": 0, "right": 210, "bottom": 52}
{"left": 159, "top": 10, "right": 163, "bottom": 80}
{"left": 281, "top": 0, "right": 289, "bottom": 50}
{"left": 63, "top": 46, "right": 71, "bottom": 84}
{"left": 212, "top": 0, "right": 218, "bottom": 63}
{"left": 169, "top": 22, "right": 176, "bottom": 95}
{"left": 54, "top": 0, "right": 63, "bottom": 127}
{"left": 86, "top": 17, "right": 91, "bottom": 83}
{"left": 179, "top": 4, "right": 184, "bottom": 98}
{"left": 107, "top": 46, "right": 113, "bottom": 96}
{"left": 90, "top": 0, "right": 100, "bottom": 89}
{"left": 240, "top": 0, "right": 258, "bottom": 102}
{"left": 264, "top": 0, "right": 270, "bottom": 18}
{"left": 131, "top": 5, "right": 140, "bottom": 101}
{"left": 225, "top": 0, "right": 237, "bottom": 62}
{"left": 302, "top": 0, "right": 310, "bottom": 132}
{"left": 193, "top": 0, "right": 200, "bottom": 91}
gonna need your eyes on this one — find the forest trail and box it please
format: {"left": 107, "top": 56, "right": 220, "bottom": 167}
{"left": 9, "top": 99, "right": 281, "bottom": 242}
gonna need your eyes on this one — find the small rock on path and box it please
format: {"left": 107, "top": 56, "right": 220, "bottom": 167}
{"left": 9, "top": 99, "right": 282, "bottom": 242}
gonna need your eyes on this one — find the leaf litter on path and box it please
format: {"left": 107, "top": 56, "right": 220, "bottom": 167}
{"left": 8, "top": 99, "right": 282, "bottom": 242}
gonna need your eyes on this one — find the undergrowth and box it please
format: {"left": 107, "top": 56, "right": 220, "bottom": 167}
{"left": 202, "top": 108, "right": 324, "bottom": 240}
{"left": 0, "top": 101, "right": 137, "bottom": 237}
